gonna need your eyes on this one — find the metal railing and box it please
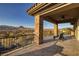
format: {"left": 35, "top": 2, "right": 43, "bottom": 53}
{"left": 0, "top": 33, "right": 34, "bottom": 55}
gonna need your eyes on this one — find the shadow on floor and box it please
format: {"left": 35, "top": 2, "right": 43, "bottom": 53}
{"left": 19, "top": 41, "right": 67, "bottom": 56}
{"left": 43, "top": 35, "right": 74, "bottom": 44}
{"left": 43, "top": 38, "right": 56, "bottom": 43}
{"left": 63, "top": 35, "right": 74, "bottom": 41}
{"left": 19, "top": 36, "right": 73, "bottom": 56}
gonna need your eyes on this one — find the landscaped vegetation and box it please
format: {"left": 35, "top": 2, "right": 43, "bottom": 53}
{"left": 0, "top": 25, "right": 73, "bottom": 55}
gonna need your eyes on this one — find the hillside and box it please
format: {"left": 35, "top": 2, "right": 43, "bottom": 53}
{"left": 0, "top": 25, "right": 34, "bottom": 30}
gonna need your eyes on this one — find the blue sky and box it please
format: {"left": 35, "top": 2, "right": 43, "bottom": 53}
{"left": 0, "top": 3, "right": 73, "bottom": 29}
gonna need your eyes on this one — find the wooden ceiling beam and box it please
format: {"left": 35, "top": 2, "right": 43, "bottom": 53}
{"left": 44, "top": 16, "right": 77, "bottom": 24}
{"left": 43, "top": 16, "right": 58, "bottom": 24}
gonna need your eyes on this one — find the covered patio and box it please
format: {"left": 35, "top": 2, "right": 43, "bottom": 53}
{"left": 1, "top": 3, "right": 79, "bottom": 56}
{"left": 27, "top": 3, "right": 79, "bottom": 45}
{"left": 2, "top": 35, "right": 79, "bottom": 56}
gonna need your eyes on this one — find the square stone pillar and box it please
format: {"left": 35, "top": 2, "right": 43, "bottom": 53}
{"left": 54, "top": 23, "right": 58, "bottom": 36}
{"left": 73, "top": 24, "right": 76, "bottom": 37}
{"left": 34, "top": 15, "right": 43, "bottom": 45}
{"left": 74, "top": 22, "right": 77, "bottom": 38}
{"left": 75, "top": 19, "right": 79, "bottom": 40}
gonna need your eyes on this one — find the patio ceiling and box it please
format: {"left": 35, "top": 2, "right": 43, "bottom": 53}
{"left": 41, "top": 4, "right": 79, "bottom": 24}
{"left": 27, "top": 3, "right": 79, "bottom": 24}
{"left": 44, "top": 8, "right": 79, "bottom": 23}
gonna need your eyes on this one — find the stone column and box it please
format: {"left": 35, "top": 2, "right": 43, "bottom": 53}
{"left": 70, "top": 22, "right": 75, "bottom": 36}
{"left": 70, "top": 24, "right": 75, "bottom": 36}
{"left": 75, "top": 19, "right": 79, "bottom": 40}
{"left": 73, "top": 24, "right": 75, "bottom": 37}
{"left": 34, "top": 15, "right": 43, "bottom": 45}
{"left": 74, "top": 22, "right": 77, "bottom": 38}
{"left": 74, "top": 19, "right": 79, "bottom": 40}
{"left": 54, "top": 23, "right": 58, "bottom": 36}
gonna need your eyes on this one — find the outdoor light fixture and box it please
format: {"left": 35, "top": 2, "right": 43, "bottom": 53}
{"left": 61, "top": 15, "right": 73, "bottom": 20}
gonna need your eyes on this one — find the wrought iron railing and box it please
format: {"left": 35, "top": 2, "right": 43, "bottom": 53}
{"left": 0, "top": 33, "right": 34, "bottom": 55}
